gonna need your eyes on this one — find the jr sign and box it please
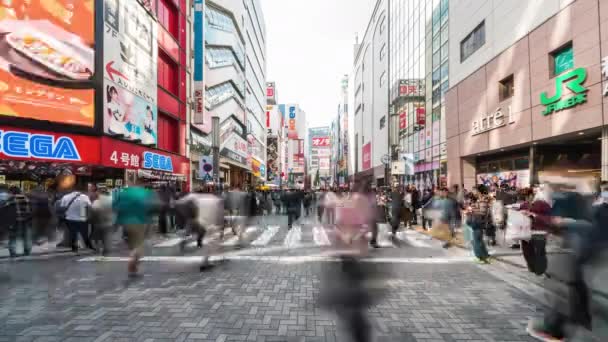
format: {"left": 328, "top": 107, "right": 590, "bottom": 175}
{"left": 540, "top": 68, "right": 588, "bottom": 116}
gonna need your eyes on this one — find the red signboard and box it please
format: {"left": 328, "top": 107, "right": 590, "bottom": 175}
{"left": 399, "top": 111, "right": 407, "bottom": 130}
{"left": 0, "top": 126, "right": 100, "bottom": 164}
{"left": 266, "top": 111, "right": 270, "bottom": 128}
{"left": 267, "top": 87, "right": 274, "bottom": 97}
{"left": 416, "top": 107, "right": 426, "bottom": 125}
{"left": 312, "top": 137, "right": 330, "bottom": 147}
{"left": 101, "top": 137, "right": 189, "bottom": 175}
{"left": 362, "top": 143, "right": 371, "bottom": 170}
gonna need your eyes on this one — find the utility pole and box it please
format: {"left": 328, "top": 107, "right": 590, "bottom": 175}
{"left": 212, "top": 116, "right": 220, "bottom": 192}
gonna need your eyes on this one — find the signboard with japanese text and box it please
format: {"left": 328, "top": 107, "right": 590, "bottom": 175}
{"left": 220, "top": 132, "right": 248, "bottom": 166}
{"left": 416, "top": 106, "right": 426, "bottom": 125}
{"left": 288, "top": 105, "right": 298, "bottom": 139}
{"left": 425, "top": 125, "right": 432, "bottom": 148}
{"left": 0, "top": 126, "right": 100, "bottom": 164}
{"left": 399, "top": 79, "right": 424, "bottom": 98}
{"left": 101, "top": 137, "right": 188, "bottom": 175}
{"left": 399, "top": 111, "right": 407, "bottom": 130}
{"left": 319, "top": 158, "right": 330, "bottom": 170}
{"left": 0, "top": 0, "right": 95, "bottom": 127}
{"left": 198, "top": 155, "right": 213, "bottom": 181}
{"left": 362, "top": 143, "right": 371, "bottom": 170}
{"left": 266, "top": 82, "right": 276, "bottom": 103}
{"left": 103, "top": 0, "right": 158, "bottom": 144}
{"left": 193, "top": 0, "right": 209, "bottom": 133}
{"left": 312, "top": 137, "right": 330, "bottom": 147}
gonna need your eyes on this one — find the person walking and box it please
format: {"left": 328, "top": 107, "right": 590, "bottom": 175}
{"left": 465, "top": 186, "right": 491, "bottom": 263}
{"left": 59, "top": 188, "right": 94, "bottom": 253}
{"left": 89, "top": 187, "right": 114, "bottom": 256}
{"left": 113, "top": 186, "right": 157, "bottom": 277}
{"left": 7, "top": 186, "right": 33, "bottom": 257}
{"left": 303, "top": 191, "right": 312, "bottom": 217}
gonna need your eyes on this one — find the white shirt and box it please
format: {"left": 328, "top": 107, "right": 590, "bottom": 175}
{"left": 60, "top": 192, "right": 91, "bottom": 222}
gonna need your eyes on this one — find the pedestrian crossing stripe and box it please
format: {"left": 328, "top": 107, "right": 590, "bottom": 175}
{"left": 78, "top": 255, "right": 475, "bottom": 264}
{"left": 150, "top": 225, "right": 435, "bottom": 249}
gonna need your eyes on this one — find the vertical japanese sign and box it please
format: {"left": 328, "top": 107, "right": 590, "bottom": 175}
{"left": 399, "top": 111, "right": 407, "bottom": 130}
{"left": 193, "top": 0, "right": 209, "bottom": 132}
{"left": 362, "top": 143, "right": 371, "bottom": 170}
{"left": 288, "top": 105, "right": 298, "bottom": 139}
{"left": 103, "top": 0, "right": 158, "bottom": 145}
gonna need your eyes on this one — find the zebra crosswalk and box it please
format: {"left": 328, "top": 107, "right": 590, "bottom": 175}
{"left": 152, "top": 224, "right": 435, "bottom": 250}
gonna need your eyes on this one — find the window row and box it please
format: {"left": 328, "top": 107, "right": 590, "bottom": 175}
{"left": 206, "top": 82, "right": 244, "bottom": 109}
{"left": 157, "top": 0, "right": 178, "bottom": 39}
{"left": 207, "top": 6, "right": 237, "bottom": 33}
{"left": 158, "top": 51, "right": 178, "bottom": 95}
{"left": 207, "top": 47, "right": 241, "bottom": 69}
{"left": 460, "top": 20, "right": 485, "bottom": 62}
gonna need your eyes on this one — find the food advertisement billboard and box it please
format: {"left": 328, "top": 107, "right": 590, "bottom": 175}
{"left": 0, "top": 0, "right": 95, "bottom": 127}
{"left": 103, "top": 0, "right": 158, "bottom": 145}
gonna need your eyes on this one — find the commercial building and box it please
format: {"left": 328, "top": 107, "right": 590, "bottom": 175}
{"left": 446, "top": 0, "right": 606, "bottom": 189}
{"left": 308, "top": 126, "right": 331, "bottom": 188}
{"left": 0, "top": 0, "right": 191, "bottom": 192}
{"left": 192, "top": 0, "right": 266, "bottom": 188}
{"left": 389, "top": 0, "right": 449, "bottom": 190}
{"left": 331, "top": 75, "right": 350, "bottom": 187}
{"left": 265, "top": 82, "right": 282, "bottom": 185}
{"left": 351, "top": 0, "right": 389, "bottom": 186}
{"left": 280, "top": 104, "right": 306, "bottom": 188}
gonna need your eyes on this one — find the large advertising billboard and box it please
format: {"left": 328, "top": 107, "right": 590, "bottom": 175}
{"left": 103, "top": 0, "right": 158, "bottom": 145}
{"left": 0, "top": 1, "right": 95, "bottom": 127}
{"left": 192, "top": 0, "right": 209, "bottom": 133}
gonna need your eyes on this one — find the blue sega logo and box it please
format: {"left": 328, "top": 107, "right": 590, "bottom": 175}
{"left": 143, "top": 151, "right": 174, "bottom": 172}
{"left": 0, "top": 130, "right": 80, "bottom": 161}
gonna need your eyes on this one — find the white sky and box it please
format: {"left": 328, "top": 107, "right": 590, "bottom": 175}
{"left": 261, "top": 0, "right": 376, "bottom": 128}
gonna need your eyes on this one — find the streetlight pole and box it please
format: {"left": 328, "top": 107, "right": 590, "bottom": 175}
{"left": 212, "top": 116, "right": 220, "bottom": 191}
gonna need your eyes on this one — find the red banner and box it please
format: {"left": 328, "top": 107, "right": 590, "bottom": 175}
{"left": 312, "top": 137, "right": 330, "bottom": 147}
{"left": 101, "top": 137, "right": 189, "bottom": 175}
{"left": 362, "top": 143, "right": 371, "bottom": 170}
{"left": 0, "top": 126, "right": 100, "bottom": 164}
{"left": 399, "top": 111, "right": 407, "bottom": 130}
{"left": 416, "top": 107, "right": 426, "bottom": 125}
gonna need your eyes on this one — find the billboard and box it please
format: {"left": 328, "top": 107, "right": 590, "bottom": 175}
{"left": 319, "top": 158, "right": 330, "bottom": 170}
{"left": 198, "top": 155, "right": 213, "bottom": 182}
{"left": 287, "top": 105, "right": 297, "bottom": 139}
{"left": 266, "top": 82, "right": 276, "bottom": 103}
{"left": 399, "top": 111, "right": 407, "bottom": 130}
{"left": 192, "top": 0, "right": 209, "bottom": 133}
{"left": 362, "top": 143, "right": 371, "bottom": 170}
{"left": 399, "top": 79, "right": 424, "bottom": 98}
{"left": 312, "top": 137, "right": 330, "bottom": 147}
{"left": 0, "top": 0, "right": 95, "bottom": 127}
{"left": 103, "top": 0, "right": 158, "bottom": 144}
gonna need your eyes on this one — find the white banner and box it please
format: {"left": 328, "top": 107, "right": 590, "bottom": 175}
{"left": 103, "top": 0, "right": 158, "bottom": 104}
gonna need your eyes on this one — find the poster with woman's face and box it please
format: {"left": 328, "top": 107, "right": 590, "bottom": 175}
{"left": 103, "top": 79, "right": 157, "bottom": 145}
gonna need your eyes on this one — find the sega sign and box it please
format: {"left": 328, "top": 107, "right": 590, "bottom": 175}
{"left": 0, "top": 130, "right": 80, "bottom": 161}
{"left": 289, "top": 106, "right": 296, "bottom": 119}
{"left": 143, "top": 151, "right": 174, "bottom": 172}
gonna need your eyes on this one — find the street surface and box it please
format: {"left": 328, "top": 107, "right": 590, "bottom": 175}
{"left": 0, "top": 216, "right": 547, "bottom": 342}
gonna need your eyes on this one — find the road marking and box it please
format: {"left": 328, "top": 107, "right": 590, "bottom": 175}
{"left": 283, "top": 226, "right": 301, "bottom": 248}
{"left": 153, "top": 237, "right": 183, "bottom": 248}
{"left": 250, "top": 225, "right": 280, "bottom": 246}
{"left": 221, "top": 226, "right": 257, "bottom": 246}
{"left": 312, "top": 226, "right": 331, "bottom": 246}
{"left": 395, "top": 230, "right": 432, "bottom": 248}
{"left": 78, "top": 255, "right": 474, "bottom": 264}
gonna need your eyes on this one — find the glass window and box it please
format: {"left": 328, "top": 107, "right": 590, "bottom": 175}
{"left": 158, "top": 0, "right": 179, "bottom": 39}
{"left": 379, "top": 116, "right": 386, "bottom": 129}
{"left": 488, "top": 162, "right": 499, "bottom": 172}
{"left": 499, "top": 74, "right": 514, "bottom": 101}
{"left": 432, "top": 36, "right": 440, "bottom": 53}
{"left": 460, "top": 21, "right": 485, "bottom": 62}
{"left": 380, "top": 71, "right": 387, "bottom": 87}
{"left": 440, "top": 61, "right": 449, "bottom": 81}
{"left": 207, "top": 6, "right": 237, "bottom": 33}
{"left": 432, "top": 51, "right": 440, "bottom": 67}
{"left": 477, "top": 164, "right": 488, "bottom": 174}
{"left": 514, "top": 157, "right": 529, "bottom": 170}
{"left": 500, "top": 160, "right": 513, "bottom": 171}
{"left": 380, "top": 43, "right": 386, "bottom": 61}
{"left": 440, "top": 41, "right": 449, "bottom": 62}
{"left": 380, "top": 16, "right": 386, "bottom": 34}
{"left": 440, "top": 81, "right": 449, "bottom": 101}
{"left": 432, "top": 69, "right": 441, "bottom": 87}
{"left": 551, "top": 43, "right": 574, "bottom": 76}
{"left": 440, "top": 25, "right": 448, "bottom": 45}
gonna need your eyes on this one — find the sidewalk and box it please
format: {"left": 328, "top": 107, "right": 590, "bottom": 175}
{"left": 413, "top": 224, "right": 568, "bottom": 269}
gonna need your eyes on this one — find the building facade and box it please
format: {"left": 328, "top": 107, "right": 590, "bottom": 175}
{"left": 281, "top": 104, "right": 306, "bottom": 188}
{"left": 0, "top": 0, "right": 191, "bottom": 192}
{"left": 351, "top": 0, "right": 389, "bottom": 186}
{"left": 308, "top": 126, "right": 331, "bottom": 188}
{"left": 331, "top": 75, "right": 350, "bottom": 187}
{"left": 192, "top": 0, "right": 266, "bottom": 188}
{"left": 265, "top": 82, "right": 282, "bottom": 185}
{"left": 387, "top": 0, "right": 449, "bottom": 190}
{"left": 446, "top": 0, "right": 606, "bottom": 189}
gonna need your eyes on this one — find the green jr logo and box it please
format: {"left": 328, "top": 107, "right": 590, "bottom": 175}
{"left": 540, "top": 68, "right": 588, "bottom": 116}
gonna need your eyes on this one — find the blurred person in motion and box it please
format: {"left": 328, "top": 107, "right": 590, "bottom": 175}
{"left": 176, "top": 188, "right": 223, "bottom": 271}
{"left": 317, "top": 189, "right": 326, "bottom": 222}
{"left": 223, "top": 186, "right": 247, "bottom": 245}
{"left": 527, "top": 181, "right": 603, "bottom": 341}
{"left": 89, "top": 187, "right": 114, "bottom": 256}
{"left": 388, "top": 186, "right": 403, "bottom": 237}
{"left": 272, "top": 189, "right": 282, "bottom": 214}
{"left": 283, "top": 188, "right": 300, "bottom": 229}
{"left": 113, "top": 186, "right": 157, "bottom": 277}
{"left": 6, "top": 186, "right": 32, "bottom": 257}
{"left": 518, "top": 183, "right": 553, "bottom": 276}
{"left": 465, "top": 185, "right": 491, "bottom": 264}
{"left": 303, "top": 190, "right": 313, "bottom": 217}
{"left": 320, "top": 180, "right": 380, "bottom": 342}
{"left": 420, "top": 188, "right": 434, "bottom": 230}
{"left": 60, "top": 186, "right": 94, "bottom": 253}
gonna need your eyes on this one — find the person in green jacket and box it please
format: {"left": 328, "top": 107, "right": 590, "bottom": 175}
{"left": 113, "top": 186, "right": 158, "bottom": 276}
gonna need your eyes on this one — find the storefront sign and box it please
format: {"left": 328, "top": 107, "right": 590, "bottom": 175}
{"left": 472, "top": 106, "right": 514, "bottom": 135}
{"left": 0, "top": 1, "right": 95, "bottom": 127}
{"left": 220, "top": 132, "right": 248, "bottom": 165}
{"left": 540, "top": 68, "right": 587, "bottom": 116}
{"left": 312, "top": 137, "right": 330, "bottom": 147}
{"left": 0, "top": 127, "right": 100, "bottom": 164}
{"left": 399, "top": 79, "right": 424, "bottom": 97}
{"left": 101, "top": 137, "right": 188, "bottom": 175}
{"left": 477, "top": 170, "right": 530, "bottom": 188}
{"left": 362, "top": 143, "right": 371, "bottom": 170}
{"left": 399, "top": 111, "right": 407, "bottom": 130}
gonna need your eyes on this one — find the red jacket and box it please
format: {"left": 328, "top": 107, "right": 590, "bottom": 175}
{"left": 520, "top": 200, "right": 552, "bottom": 232}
